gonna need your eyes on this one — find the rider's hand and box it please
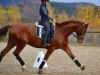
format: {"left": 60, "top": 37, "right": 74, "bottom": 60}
{"left": 52, "top": 19, "right": 56, "bottom": 27}
{"left": 53, "top": 19, "right": 56, "bottom": 22}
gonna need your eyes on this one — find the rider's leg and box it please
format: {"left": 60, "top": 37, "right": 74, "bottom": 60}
{"left": 46, "top": 22, "right": 54, "bottom": 44}
{"left": 42, "top": 21, "right": 50, "bottom": 47}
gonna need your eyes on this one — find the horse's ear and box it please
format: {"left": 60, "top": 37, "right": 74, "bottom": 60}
{"left": 85, "top": 23, "right": 90, "bottom": 28}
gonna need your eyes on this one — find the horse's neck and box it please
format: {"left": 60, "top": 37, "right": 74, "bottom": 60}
{"left": 57, "top": 24, "right": 77, "bottom": 36}
{"left": 56, "top": 26, "right": 75, "bottom": 38}
{"left": 65, "top": 27, "right": 75, "bottom": 37}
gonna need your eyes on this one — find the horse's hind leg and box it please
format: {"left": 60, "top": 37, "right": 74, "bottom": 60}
{"left": 62, "top": 46, "right": 85, "bottom": 71}
{"left": 13, "top": 44, "right": 26, "bottom": 70}
{"left": 0, "top": 42, "right": 15, "bottom": 62}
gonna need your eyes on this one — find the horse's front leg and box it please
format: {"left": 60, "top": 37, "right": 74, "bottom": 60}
{"left": 62, "top": 45, "right": 85, "bottom": 71}
{"left": 38, "top": 47, "right": 54, "bottom": 74}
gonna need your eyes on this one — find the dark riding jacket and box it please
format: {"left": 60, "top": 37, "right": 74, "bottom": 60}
{"left": 39, "top": 3, "right": 52, "bottom": 21}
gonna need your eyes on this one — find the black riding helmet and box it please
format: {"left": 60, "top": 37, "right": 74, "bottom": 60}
{"left": 41, "top": 0, "right": 49, "bottom": 3}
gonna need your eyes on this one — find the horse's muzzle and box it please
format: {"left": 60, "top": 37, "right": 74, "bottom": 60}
{"left": 78, "top": 36, "right": 84, "bottom": 44}
{"left": 78, "top": 40, "right": 83, "bottom": 44}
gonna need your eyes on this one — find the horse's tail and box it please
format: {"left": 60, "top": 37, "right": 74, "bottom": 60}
{"left": 0, "top": 25, "right": 12, "bottom": 37}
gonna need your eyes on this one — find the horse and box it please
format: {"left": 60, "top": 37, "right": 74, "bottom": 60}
{"left": 0, "top": 20, "right": 89, "bottom": 74}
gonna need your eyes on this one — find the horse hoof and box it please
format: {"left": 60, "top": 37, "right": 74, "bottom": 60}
{"left": 21, "top": 65, "right": 26, "bottom": 72}
{"left": 80, "top": 65, "right": 85, "bottom": 71}
{"left": 38, "top": 69, "right": 43, "bottom": 74}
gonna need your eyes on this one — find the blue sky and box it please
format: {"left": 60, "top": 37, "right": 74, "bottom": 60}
{"left": 50, "top": 0, "right": 100, "bottom": 6}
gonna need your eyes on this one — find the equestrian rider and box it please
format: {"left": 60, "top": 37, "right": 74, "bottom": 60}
{"left": 39, "top": 0, "right": 54, "bottom": 48}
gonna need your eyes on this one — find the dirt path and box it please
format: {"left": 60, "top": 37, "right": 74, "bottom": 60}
{"left": 0, "top": 42, "right": 100, "bottom": 75}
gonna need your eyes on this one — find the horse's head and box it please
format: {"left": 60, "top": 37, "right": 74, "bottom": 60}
{"left": 75, "top": 23, "right": 89, "bottom": 44}
{"left": 56, "top": 21, "right": 89, "bottom": 44}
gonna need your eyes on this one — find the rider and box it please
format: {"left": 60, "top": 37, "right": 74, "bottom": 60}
{"left": 39, "top": 0, "right": 54, "bottom": 48}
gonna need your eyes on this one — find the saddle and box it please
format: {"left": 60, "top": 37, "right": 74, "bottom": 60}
{"left": 35, "top": 21, "right": 55, "bottom": 42}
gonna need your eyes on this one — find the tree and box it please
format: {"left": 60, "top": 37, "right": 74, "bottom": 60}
{"left": 0, "top": 7, "right": 4, "bottom": 26}
{"left": 76, "top": 4, "right": 84, "bottom": 21}
{"left": 47, "top": 2, "right": 55, "bottom": 21}
{"left": 76, "top": 5, "right": 95, "bottom": 23}
{"left": 91, "top": 7, "right": 100, "bottom": 29}
{"left": 56, "top": 10, "right": 69, "bottom": 23}
{"left": 47, "top": 2, "right": 69, "bottom": 23}
{"left": 76, "top": 4, "right": 96, "bottom": 29}
{"left": 96, "top": 7, "right": 100, "bottom": 18}
{"left": 8, "top": 6, "right": 21, "bottom": 25}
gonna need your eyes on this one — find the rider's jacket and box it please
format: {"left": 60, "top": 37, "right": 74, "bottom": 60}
{"left": 39, "top": 3, "right": 52, "bottom": 21}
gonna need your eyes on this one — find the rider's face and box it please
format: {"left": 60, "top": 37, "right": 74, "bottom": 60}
{"left": 45, "top": 2, "right": 49, "bottom": 5}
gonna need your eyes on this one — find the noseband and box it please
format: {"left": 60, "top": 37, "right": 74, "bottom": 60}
{"left": 73, "top": 25, "right": 86, "bottom": 39}
{"left": 72, "top": 34, "right": 85, "bottom": 39}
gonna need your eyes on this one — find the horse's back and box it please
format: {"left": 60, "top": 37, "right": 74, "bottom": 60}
{"left": 10, "top": 23, "right": 35, "bottom": 33}
{"left": 9, "top": 23, "right": 36, "bottom": 43}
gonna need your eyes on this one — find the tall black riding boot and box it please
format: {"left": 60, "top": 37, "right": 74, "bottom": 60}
{"left": 42, "top": 36, "right": 48, "bottom": 48}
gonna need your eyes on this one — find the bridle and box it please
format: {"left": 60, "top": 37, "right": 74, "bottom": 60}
{"left": 55, "top": 21, "right": 86, "bottom": 39}
{"left": 72, "top": 26, "right": 85, "bottom": 39}
{"left": 72, "top": 33, "right": 78, "bottom": 38}
{"left": 72, "top": 33, "right": 85, "bottom": 39}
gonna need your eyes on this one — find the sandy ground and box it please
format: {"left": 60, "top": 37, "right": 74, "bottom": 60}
{"left": 0, "top": 42, "right": 100, "bottom": 75}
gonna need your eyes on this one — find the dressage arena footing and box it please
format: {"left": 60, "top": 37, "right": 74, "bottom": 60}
{"left": 0, "top": 42, "right": 100, "bottom": 75}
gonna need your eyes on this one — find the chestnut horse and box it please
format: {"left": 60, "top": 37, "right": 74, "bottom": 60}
{"left": 0, "top": 20, "right": 89, "bottom": 74}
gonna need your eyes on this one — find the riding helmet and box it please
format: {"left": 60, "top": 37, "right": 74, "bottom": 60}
{"left": 41, "top": 0, "right": 49, "bottom": 3}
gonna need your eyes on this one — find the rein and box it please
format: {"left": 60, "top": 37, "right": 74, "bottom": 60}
{"left": 72, "top": 34, "right": 78, "bottom": 38}
{"left": 72, "top": 34, "right": 85, "bottom": 39}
